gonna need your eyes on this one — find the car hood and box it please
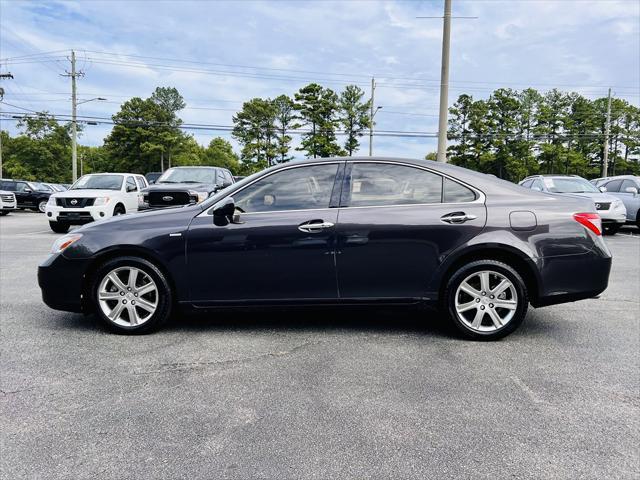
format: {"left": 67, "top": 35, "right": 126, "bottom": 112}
{"left": 143, "top": 183, "right": 214, "bottom": 193}
{"left": 52, "top": 189, "right": 123, "bottom": 198}
{"left": 551, "top": 192, "right": 618, "bottom": 203}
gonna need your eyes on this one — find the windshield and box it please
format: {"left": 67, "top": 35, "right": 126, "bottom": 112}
{"left": 543, "top": 177, "right": 599, "bottom": 194}
{"left": 158, "top": 168, "right": 216, "bottom": 184}
{"left": 28, "top": 182, "right": 48, "bottom": 191}
{"left": 71, "top": 174, "right": 124, "bottom": 191}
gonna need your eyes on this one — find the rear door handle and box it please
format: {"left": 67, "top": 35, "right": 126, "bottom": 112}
{"left": 298, "top": 220, "right": 335, "bottom": 233}
{"left": 441, "top": 212, "right": 477, "bottom": 224}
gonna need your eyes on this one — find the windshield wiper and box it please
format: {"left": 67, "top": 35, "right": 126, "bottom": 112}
{"left": 158, "top": 180, "right": 175, "bottom": 184}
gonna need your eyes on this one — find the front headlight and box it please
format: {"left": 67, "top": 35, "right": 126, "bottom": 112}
{"left": 188, "top": 190, "right": 209, "bottom": 203}
{"left": 94, "top": 197, "right": 110, "bottom": 206}
{"left": 51, "top": 233, "right": 83, "bottom": 254}
{"left": 47, "top": 196, "right": 56, "bottom": 206}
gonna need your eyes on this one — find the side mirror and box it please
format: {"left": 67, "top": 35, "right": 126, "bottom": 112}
{"left": 213, "top": 196, "right": 236, "bottom": 226}
{"left": 625, "top": 186, "right": 638, "bottom": 195}
{"left": 24, "top": 188, "right": 32, "bottom": 193}
{"left": 599, "top": 186, "right": 607, "bottom": 192}
{"left": 126, "top": 185, "right": 137, "bottom": 192}
{"left": 222, "top": 180, "right": 233, "bottom": 188}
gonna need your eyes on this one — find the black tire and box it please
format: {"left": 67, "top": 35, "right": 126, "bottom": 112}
{"left": 113, "top": 204, "right": 126, "bottom": 216}
{"left": 38, "top": 200, "right": 47, "bottom": 213}
{"left": 443, "top": 259, "right": 529, "bottom": 341}
{"left": 0, "top": 211, "right": 9, "bottom": 216}
{"left": 603, "top": 224, "right": 621, "bottom": 235}
{"left": 91, "top": 256, "right": 173, "bottom": 334}
{"left": 49, "top": 221, "right": 70, "bottom": 233}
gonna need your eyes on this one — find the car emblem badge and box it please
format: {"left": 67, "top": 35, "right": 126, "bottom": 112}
{"left": 595, "top": 203, "right": 601, "bottom": 209}
{"left": 163, "top": 196, "right": 174, "bottom": 202}
{"left": 70, "top": 199, "right": 78, "bottom": 205}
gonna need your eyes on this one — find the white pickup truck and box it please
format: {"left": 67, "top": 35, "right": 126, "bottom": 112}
{"left": 45, "top": 173, "right": 148, "bottom": 233}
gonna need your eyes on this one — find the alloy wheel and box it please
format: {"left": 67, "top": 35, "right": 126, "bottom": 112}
{"left": 38, "top": 201, "right": 47, "bottom": 213}
{"left": 97, "top": 266, "right": 158, "bottom": 327}
{"left": 454, "top": 270, "right": 518, "bottom": 333}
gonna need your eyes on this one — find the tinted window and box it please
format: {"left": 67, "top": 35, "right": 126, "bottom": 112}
{"left": 444, "top": 178, "right": 477, "bottom": 202}
{"left": 126, "top": 177, "right": 137, "bottom": 191}
{"left": 347, "top": 163, "right": 442, "bottom": 207}
{"left": 16, "top": 182, "right": 29, "bottom": 192}
{"left": 234, "top": 164, "right": 338, "bottom": 213}
{"left": 1, "top": 181, "right": 16, "bottom": 191}
{"left": 603, "top": 179, "right": 622, "bottom": 192}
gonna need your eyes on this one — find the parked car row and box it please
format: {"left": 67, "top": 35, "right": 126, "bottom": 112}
{"left": 41, "top": 166, "right": 234, "bottom": 232}
{"left": 0, "top": 179, "right": 58, "bottom": 213}
{"left": 591, "top": 175, "right": 640, "bottom": 230}
{"left": 518, "top": 174, "right": 631, "bottom": 234}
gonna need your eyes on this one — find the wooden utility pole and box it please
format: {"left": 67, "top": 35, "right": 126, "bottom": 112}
{"left": 369, "top": 77, "right": 376, "bottom": 156}
{"left": 63, "top": 50, "right": 83, "bottom": 182}
{"left": 0, "top": 72, "right": 14, "bottom": 179}
{"left": 436, "top": 0, "right": 452, "bottom": 162}
{"left": 602, "top": 88, "right": 612, "bottom": 178}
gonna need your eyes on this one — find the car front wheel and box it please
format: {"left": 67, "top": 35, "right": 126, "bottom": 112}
{"left": 444, "top": 260, "right": 528, "bottom": 340}
{"left": 603, "top": 224, "right": 620, "bottom": 235}
{"left": 91, "top": 256, "right": 172, "bottom": 334}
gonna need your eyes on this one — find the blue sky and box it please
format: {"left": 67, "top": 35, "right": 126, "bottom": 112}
{"left": 1, "top": 0, "right": 639, "bottom": 159}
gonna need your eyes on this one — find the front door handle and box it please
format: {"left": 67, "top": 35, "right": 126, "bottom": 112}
{"left": 441, "top": 212, "right": 477, "bottom": 224}
{"left": 298, "top": 220, "right": 335, "bottom": 233}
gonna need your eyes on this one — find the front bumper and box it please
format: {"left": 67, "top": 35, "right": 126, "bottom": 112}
{"left": 38, "top": 253, "right": 89, "bottom": 313}
{"left": 45, "top": 205, "right": 110, "bottom": 224}
{"left": 1, "top": 203, "right": 17, "bottom": 211}
{"left": 598, "top": 203, "right": 627, "bottom": 224}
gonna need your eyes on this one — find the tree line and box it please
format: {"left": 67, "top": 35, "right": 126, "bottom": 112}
{"left": 0, "top": 84, "right": 638, "bottom": 184}
{"left": 446, "top": 88, "right": 640, "bottom": 181}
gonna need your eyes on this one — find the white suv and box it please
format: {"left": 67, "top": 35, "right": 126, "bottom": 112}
{"left": 0, "top": 190, "right": 17, "bottom": 216}
{"left": 45, "top": 173, "right": 148, "bottom": 233}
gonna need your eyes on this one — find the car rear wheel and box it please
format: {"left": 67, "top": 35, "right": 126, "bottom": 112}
{"left": 49, "top": 221, "right": 70, "bottom": 233}
{"left": 444, "top": 260, "right": 528, "bottom": 340}
{"left": 91, "top": 257, "right": 172, "bottom": 334}
{"left": 38, "top": 200, "right": 47, "bottom": 213}
{"left": 0, "top": 211, "right": 9, "bottom": 216}
{"left": 603, "top": 224, "right": 620, "bottom": 235}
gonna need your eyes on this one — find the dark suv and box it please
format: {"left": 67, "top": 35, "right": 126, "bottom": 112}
{"left": 0, "top": 179, "right": 53, "bottom": 212}
{"left": 142, "top": 166, "right": 234, "bottom": 208}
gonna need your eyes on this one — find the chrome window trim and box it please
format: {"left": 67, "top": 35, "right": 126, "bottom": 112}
{"left": 197, "top": 160, "right": 485, "bottom": 218}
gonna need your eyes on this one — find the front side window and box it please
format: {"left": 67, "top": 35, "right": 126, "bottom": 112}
{"left": 135, "top": 177, "right": 146, "bottom": 189}
{"left": 346, "top": 163, "right": 442, "bottom": 207}
{"left": 234, "top": 164, "right": 338, "bottom": 213}
{"left": 16, "top": 182, "right": 28, "bottom": 192}
{"left": 620, "top": 180, "right": 637, "bottom": 192}
{"left": 603, "top": 179, "right": 622, "bottom": 192}
{"left": 72, "top": 175, "right": 124, "bottom": 191}
{"left": 126, "top": 177, "right": 137, "bottom": 191}
{"left": 520, "top": 180, "right": 533, "bottom": 188}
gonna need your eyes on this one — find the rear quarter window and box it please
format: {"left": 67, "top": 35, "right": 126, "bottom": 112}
{"left": 443, "top": 178, "right": 477, "bottom": 203}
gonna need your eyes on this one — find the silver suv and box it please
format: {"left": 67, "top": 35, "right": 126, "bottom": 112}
{"left": 519, "top": 175, "right": 627, "bottom": 235}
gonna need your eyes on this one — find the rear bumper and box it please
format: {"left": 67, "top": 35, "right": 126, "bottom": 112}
{"left": 38, "top": 253, "right": 89, "bottom": 313}
{"left": 532, "top": 250, "right": 612, "bottom": 307}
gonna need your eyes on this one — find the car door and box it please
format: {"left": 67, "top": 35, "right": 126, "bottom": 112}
{"left": 124, "top": 176, "right": 140, "bottom": 211}
{"left": 14, "top": 182, "right": 32, "bottom": 207}
{"left": 612, "top": 179, "right": 640, "bottom": 221}
{"left": 334, "top": 161, "right": 487, "bottom": 300}
{"left": 186, "top": 162, "right": 344, "bottom": 304}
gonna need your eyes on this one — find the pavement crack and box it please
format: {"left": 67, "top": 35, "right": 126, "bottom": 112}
{"left": 134, "top": 340, "right": 321, "bottom": 375}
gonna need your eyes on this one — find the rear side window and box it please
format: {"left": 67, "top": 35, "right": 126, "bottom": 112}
{"left": 443, "top": 178, "right": 477, "bottom": 203}
{"left": 1, "top": 181, "right": 16, "bottom": 191}
{"left": 135, "top": 177, "right": 147, "bottom": 189}
{"left": 603, "top": 179, "right": 622, "bottom": 192}
{"left": 234, "top": 164, "right": 338, "bottom": 213}
{"left": 347, "top": 163, "right": 442, "bottom": 207}
{"left": 521, "top": 180, "right": 533, "bottom": 188}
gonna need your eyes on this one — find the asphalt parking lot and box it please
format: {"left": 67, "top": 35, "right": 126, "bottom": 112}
{"left": 1, "top": 210, "right": 638, "bottom": 479}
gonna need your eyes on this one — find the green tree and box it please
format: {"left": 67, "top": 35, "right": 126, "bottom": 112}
{"left": 272, "top": 95, "right": 297, "bottom": 163}
{"left": 294, "top": 83, "right": 343, "bottom": 158}
{"left": 203, "top": 137, "right": 241, "bottom": 173}
{"left": 232, "top": 98, "right": 277, "bottom": 169}
{"left": 338, "top": 85, "right": 371, "bottom": 156}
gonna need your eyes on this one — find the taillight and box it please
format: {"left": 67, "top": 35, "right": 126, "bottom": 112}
{"left": 573, "top": 212, "right": 602, "bottom": 236}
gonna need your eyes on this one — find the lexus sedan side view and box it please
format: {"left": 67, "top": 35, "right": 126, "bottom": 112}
{"left": 38, "top": 157, "right": 612, "bottom": 340}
